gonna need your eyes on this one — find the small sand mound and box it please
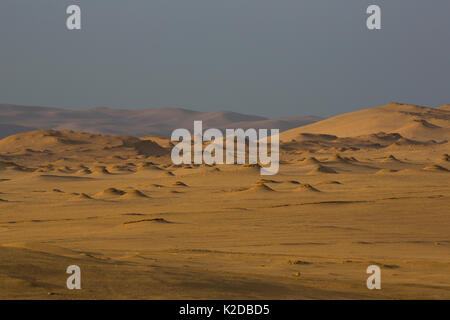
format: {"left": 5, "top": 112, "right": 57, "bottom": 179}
{"left": 161, "top": 171, "right": 175, "bottom": 177}
{"left": 317, "top": 180, "right": 342, "bottom": 185}
{"left": 327, "top": 154, "right": 349, "bottom": 163}
{"left": 381, "top": 155, "right": 402, "bottom": 163}
{"left": 52, "top": 189, "right": 64, "bottom": 193}
{"left": 288, "top": 180, "right": 301, "bottom": 185}
{"left": 76, "top": 168, "right": 92, "bottom": 175}
{"left": 257, "top": 178, "right": 281, "bottom": 184}
{"left": 375, "top": 169, "right": 399, "bottom": 174}
{"left": 95, "top": 188, "right": 126, "bottom": 198}
{"left": 137, "top": 163, "right": 163, "bottom": 171}
{"left": 301, "top": 157, "right": 321, "bottom": 165}
{"left": 109, "top": 165, "right": 134, "bottom": 172}
{"left": 438, "top": 154, "right": 449, "bottom": 162}
{"left": 294, "top": 184, "right": 321, "bottom": 192}
{"left": 243, "top": 163, "right": 262, "bottom": 168}
{"left": 173, "top": 181, "right": 188, "bottom": 187}
{"left": 120, "top": 190, "right": 149, "bottom": 199}
{"left": 123, "top": 218, "right": 172, "bottom": 225}
{"left": 93, "top": 166, "right": 111, "bottom": 175}
{"left": 57, "top": 166, "right": 73, "bottom": 173}
{"left": 166, "top": 190, "right": 183, "bottom": 194}
{"left": 0, "top": 198, "right": 8, "bottom": 202}
{"left": 308, "top": 164, "right": 337, "bottom": 174}
{"left": 71, "top": 193, "right": 93, "bottom": 200}
{"left": 238, "top": 163, "right": 262, "bottom": 172}
{"left": 245, "top": 182, "right": 275, "bottom": 192}
{"left": 0, "top": 160, "right": 24, "bottom": 171}
{"left": 423, "top": 164, "right": 449, "bottom": 172}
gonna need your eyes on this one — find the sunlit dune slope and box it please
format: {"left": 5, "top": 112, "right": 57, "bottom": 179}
{"left": 280, "top": 102, "right": 450, "bottom": 141}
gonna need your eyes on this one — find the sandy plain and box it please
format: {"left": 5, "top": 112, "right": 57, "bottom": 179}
{"left": 0, "top": 103, "right": 449, "bottom": 299}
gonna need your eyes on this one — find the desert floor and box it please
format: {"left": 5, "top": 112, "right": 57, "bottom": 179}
{"left": 0, "top": 134, "right": 449, "bottom": 299}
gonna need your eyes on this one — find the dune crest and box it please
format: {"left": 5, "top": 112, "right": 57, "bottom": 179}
{"left": 308, "top": 164, "right": 337, "bottom": 174}
{"left": 120, "top": 190, "right": 149, "bottom": 199}
{"left": 280, "top": 102, "right": 450, "bottom": 141}
{"left": 423, "top": 164, "right": 449, "bottom": 172}
{"left": 95, "top": 188, "right": 127, "bottom": 198}
{"left": 294, "top": 184, "right": 321, "bottom": 192}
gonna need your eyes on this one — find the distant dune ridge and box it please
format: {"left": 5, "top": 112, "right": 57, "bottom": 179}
{"left": 0, "top": 104, "right": 322, "bottom": 139}
{"left": 0, "top": 102, "right": 448, "bottom": 171}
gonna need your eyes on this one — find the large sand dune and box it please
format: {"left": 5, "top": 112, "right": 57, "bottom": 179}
{"left": 281, "top": 102, "right": 450, "bottom": 141}
{"left": 0, "top": 103, "right": 449, "bottom": 299}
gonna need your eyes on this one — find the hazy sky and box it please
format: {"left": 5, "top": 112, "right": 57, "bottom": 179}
{"left": 0, "top": 0, "right": 449, "bottom": 117}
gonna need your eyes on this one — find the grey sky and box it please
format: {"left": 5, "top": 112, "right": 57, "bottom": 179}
{"left": 0, "top": 0, "right": 448, "bottom": 117}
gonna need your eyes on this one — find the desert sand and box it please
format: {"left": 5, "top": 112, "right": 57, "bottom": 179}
{"left": 0, "top": 103, "right": 449, "bottom": 299}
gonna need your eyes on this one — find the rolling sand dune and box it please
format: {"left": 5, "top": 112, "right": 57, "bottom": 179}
{"left": 280, "top": 102, "right": 450, "bottom": 141}
{"left": 0, "top": 103, "right": 449, "bottom": 299}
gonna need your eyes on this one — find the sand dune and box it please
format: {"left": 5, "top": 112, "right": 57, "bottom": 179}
{"left": 0, "top": 130, "right": 168, "bottom": 156}
{"left": 0, "top": 103, "right": 449, "bottom": 299}
{"left": 280, "top": 130, "right": 438, "bottom": 154}
{"left": 137, "top": 163, "right": 163, "bottom": 172}
{"left": 326, "top": 154, "right": 352, "bottom": 163}
{"left": 280, "top": 102, "right": 450, "bottom": 141}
